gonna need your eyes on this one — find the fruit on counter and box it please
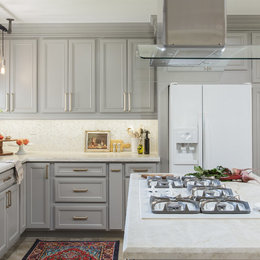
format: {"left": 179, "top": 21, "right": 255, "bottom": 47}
{"left": 186, "top": 165, "right": 260, "bottom": 183}
{"left": 0, "top": 134, "right": 3, "bottom": 140}
{"left": 16, "top": 139, "right": 23, "bottom": 146}
{"left": 23, "top": 139, "right": 29, "bottom": 145}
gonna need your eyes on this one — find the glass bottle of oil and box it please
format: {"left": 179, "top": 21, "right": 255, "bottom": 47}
{"left": 137, "top": 137, "right": 144, "bottom": 154}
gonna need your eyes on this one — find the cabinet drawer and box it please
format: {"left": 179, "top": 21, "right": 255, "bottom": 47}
{"left": 0, "top": 169, "right": 15, "bottom": 193}
{"left": 125, "top": 163, "right": 157, "bottom": 177}
{"left": 54, "top": 163, "right": 106, "bottom": 177}
{"left": 55, "top": 205, "right": 107, "bottom": 230}
{"left": 54, "top": 178, "right": 107, "bottom": 202}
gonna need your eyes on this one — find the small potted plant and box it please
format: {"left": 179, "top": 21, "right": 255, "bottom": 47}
{"left": 127, "top": 128, "right": 144, "bottom": 153}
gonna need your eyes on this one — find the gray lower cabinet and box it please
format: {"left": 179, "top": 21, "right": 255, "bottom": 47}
{"left": 124, "top": 178, "right": 130, "bottom": 211}
{"left": 7, "top": 184, "right": 20, "bottom": 247}
{"left": 54, "top": 177, "right": 107, "bottom": 203}
{"left": 125, "top": 163, "right": 157, "bottom": 177}
{"left": 26, "top": 163, "right": 50, "bottom": 229}
{"left": 109, "top": 164, "right": 123, "bottom": 230}
{"left": 19, "top": 165, "right": 26, "bottom": 234}
{"left": 54, "top": 162, "right": 108, "bottom": 230}
{"left": 55, "top": 205, "right": 107, "bottom": 230}
{"left": 0, "top": 190, "right": 7, "bottom": 258}
{"left": 54, "top": 163, "right": 106, "bottom": 177}
{"left": 0, "top": 183, "right": 20, "bottom": 258}
{"left": 124, "top": 163, "right": 158, "bottom": 219}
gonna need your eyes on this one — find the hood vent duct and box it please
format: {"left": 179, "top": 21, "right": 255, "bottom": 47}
{"left": 138, "top": 0, "right": 260, "bottom": 67}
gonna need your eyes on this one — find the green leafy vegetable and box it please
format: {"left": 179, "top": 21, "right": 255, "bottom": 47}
{"left": 186, "top": 166, "right": 231, "bottom": 179}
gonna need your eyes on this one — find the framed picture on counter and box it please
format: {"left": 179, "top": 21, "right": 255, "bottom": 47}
{"left": 85, "top": 131, "right": 111, "bottom": 152}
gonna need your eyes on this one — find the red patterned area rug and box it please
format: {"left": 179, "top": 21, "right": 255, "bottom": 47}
{"left": 22, "top": 240, "right": 119, "bottom": 260}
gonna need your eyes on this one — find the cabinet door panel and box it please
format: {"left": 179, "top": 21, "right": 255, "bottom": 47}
{"left": 7, "top": 184, "right": 19, "bottom": 247}
{"left": 0, "top": 40, "right": 9, "bottom": 112}
{"left": 26, "top": 163, "right": 50, "bottom": 229}
{"left": 109, "top": 164, "right": 123, "bottom": 230}
{"left": 41, "top": 40, "right": 68, "bottom": 112}
{"left": 20, "top": 164, "right": 26, "bottom": 234}
{"left": 253, "top": 33, "right": 260, "bottom": 83}
{"left": 100, "top": 39, "right": 127, "bottom": 112}
{"left": 128, "top": 39, "right": 154, "bottom": 112}
{"left": 10, "top": 40, "right": 37, "bottom": 113}
{"left": 0, "top": 191, "right": 7, "bottom": 258}
{"left": 69, "top": 39, "right": 95, "bottom": 112}
{"left": 225, "top": 33, "right": 249, "bottom": 71}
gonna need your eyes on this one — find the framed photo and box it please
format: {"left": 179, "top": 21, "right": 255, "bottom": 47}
{"left": 85, "top": 131, "right": 111, "bottom": 152}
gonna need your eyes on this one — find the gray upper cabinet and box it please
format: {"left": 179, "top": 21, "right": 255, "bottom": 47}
{"left": 128, "top": 39, "right": 154, "bottom": 112}
{"left": 69, "top": 39, "right": 95, "bottom": 113}
{"left": 40, "top": 39, "right": 68, "bottom": 113}
{"left": 99, "top": 39, "right": 154, "bottom": 113}
{"left": 10, "top": 40, "right": 37, "bottom": 113}
{"left": 253, "top": 33, "right": 260, "bottom": 83}
{"left": 225, "top": 33, "right": 249, "bottom": 71}
{"left": 100, "top": 39, "right": 127, "bottom": 112}
{"left": 40, "top": 39, "right": 96, "bottom": 113}
{"left": 0, "top": 39, "right": 37, "bottom": 113}
{"left": 26, "top": 163, "right": 50, "bottom": 229}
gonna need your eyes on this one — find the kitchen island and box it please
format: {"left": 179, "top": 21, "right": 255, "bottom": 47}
{"left": 123, "top": 174, "right": 260, "bottom": 260}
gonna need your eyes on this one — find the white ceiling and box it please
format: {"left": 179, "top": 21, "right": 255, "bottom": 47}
{"left": 0, "top": 0, "right": 260, "bottom": 24}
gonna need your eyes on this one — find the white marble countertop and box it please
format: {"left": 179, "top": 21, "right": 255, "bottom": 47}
{"left": 0, "top": 162, "right": 15, "bottom": 173}
{"left": 0, "top": 152, "right": 160, "bottom": 173}
{"left": 123, "top": 174, "right": 260, "bottom": 260}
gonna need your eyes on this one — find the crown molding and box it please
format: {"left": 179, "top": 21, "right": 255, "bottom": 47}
{"left": 3, "top": 23, "right": 154, "bottom": 38}
{"left": 227, "top": 15, "right": 260, "bottom": 31}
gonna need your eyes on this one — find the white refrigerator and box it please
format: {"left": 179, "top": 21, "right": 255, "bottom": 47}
{"left": 169, "top": 83, "right": 252, "bottom": 173}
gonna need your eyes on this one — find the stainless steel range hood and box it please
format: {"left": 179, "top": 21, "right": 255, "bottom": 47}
{"left": 138, "top": 0, "right": 260, "bottom": 67}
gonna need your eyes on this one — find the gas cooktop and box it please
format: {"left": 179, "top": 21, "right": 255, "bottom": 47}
{"left": 147, "top": 176, "right": 251, "bottom": 214}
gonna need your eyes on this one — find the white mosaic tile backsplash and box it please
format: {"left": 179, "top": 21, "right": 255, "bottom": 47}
{"left": 0, "top": 120, "right": 158, "bottom": 153}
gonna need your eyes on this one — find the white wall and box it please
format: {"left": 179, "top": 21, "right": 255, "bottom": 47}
{"left": 1, "top": 0, "right": 259, "bottom": 24}
{"left": 227, "top": 0, "right": 260, "bottom": 15}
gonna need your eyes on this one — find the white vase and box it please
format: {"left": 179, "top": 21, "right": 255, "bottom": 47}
{"left": 131, "top": 138, "right": 138, "bottom": 153}
{"left": 16, "top": 145, "right": 26, "bottom": 155}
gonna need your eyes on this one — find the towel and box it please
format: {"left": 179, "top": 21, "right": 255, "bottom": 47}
{"left": 14, "top": 160, "right": 24, "bottom": 184}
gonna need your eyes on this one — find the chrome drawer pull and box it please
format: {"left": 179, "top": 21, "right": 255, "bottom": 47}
{"left": 73, "top": 216, "right": 88, "bottom": 221}
{"left": 111, "top": 169, "right": 121, "bottom": 172}
{"left": 73, "top": 189, "right": 88, "bottom": 193}
{"left": 133, "top": 169, "right": 149, "bottom": 173}
{"left": 73, "top": 169, "right": 88, "bottom": 172}
{"left": 6, "top": 191, "right": 9, "bottom": 208}
{"left": 3, "top": 176, "right": 12, "bottom": 183}
{"left": 45, "top": 165, "right": 49, "bottom": 179}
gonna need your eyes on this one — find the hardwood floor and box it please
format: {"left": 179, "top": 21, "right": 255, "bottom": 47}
{"left": 3, "top": 231, "right": 124, "bottom": 260}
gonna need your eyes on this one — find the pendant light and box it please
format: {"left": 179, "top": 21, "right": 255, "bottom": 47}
{"left": 0, "top": 19, "right": 14, "bottom": 75}
{"left": 1, "top": 31, "right": 5, "bottom": 75}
